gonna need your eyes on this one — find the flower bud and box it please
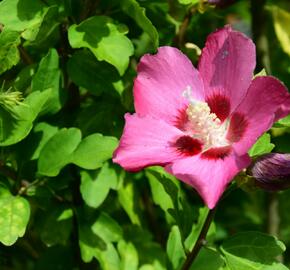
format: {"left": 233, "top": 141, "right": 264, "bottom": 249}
{"left": 207, "top": 0, "right": 236, "bottom": 8}
{"left": 250, "top": 153, "right": 290, "bottom": 191}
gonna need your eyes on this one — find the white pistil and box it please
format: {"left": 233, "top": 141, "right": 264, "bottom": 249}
{"left": 182, "top": 86, "right": 229, "bottom": 150}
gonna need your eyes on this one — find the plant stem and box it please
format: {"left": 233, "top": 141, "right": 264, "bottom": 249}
{"left": 181, "top": 207, "right": 217, "bottom": 270}
{"left": 267, "top": 192, "right": 283, "bottom": 262}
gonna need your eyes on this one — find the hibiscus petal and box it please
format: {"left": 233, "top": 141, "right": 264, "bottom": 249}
{"left": 228, "top": 76, "right": 290, "bottom": 155}
{"left": 166, "top": 153, "right": 251, "bottom": 209}
{"left": 134, "top": 46, "right": 204, "bottom": 126}
{"left": 113, "top": 113, "right": 185, "bottom": 171}
{"left": 198, "top": 25, "right": 255, "bottom": 120}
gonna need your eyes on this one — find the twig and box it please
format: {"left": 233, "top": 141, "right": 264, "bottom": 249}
{"left": 267, "top": 193, "right": 283, "bottom": 262}
{"left": 19, "top": 45, "right": 34, "bottom": 65}
{"left": 174, "top": 7, "right": 196, "bottom": 48}
{"left": 181, "top": 207, "right": 217, "bottom": 270}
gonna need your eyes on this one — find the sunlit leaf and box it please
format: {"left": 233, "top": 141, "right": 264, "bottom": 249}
{"left": 80, "top": 164, "right": 118, "bottom": 208}
{"left": 0, "top": 186, "right": 30, "bottom": 246}
{"left": 68, "top": 16, "right": 134, "bottom": 75}
{"left": 121, "top": 0, "right": 159, "bottom": 49}
{"left": 248, "top": 133, "right": 275, "bottom": 157}
{"left": 166, "top": 225, "right": 186, "bottom": 269}
{"left": 0, "top": 30, "right": 20, "bottom": 75}
{"left": 270, "top": 6, "right": 290, "bottom": 57}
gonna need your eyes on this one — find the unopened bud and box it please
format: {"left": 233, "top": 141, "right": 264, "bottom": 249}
{"left": 250, "top": 153, "right": 290, "bottom": 191}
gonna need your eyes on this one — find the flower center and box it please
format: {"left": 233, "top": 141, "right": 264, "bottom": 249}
{"left": 183, "top": 86, "right": 229, "bottom": 150}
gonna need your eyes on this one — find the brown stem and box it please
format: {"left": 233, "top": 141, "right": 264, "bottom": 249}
{"left": 267, "top": 192, "right": 283, "bottom": 262}
{"left": 181, "top": 207, "right": 217, "bottom": 270}
{"left": 19, "top": 45, "right": 34, "bottom": 65}
{"left": 174, "top": 7, "right": 196, "bottom": 48}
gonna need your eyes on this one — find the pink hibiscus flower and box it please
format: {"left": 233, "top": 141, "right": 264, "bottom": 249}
{"left": 113, "top": 25, "right": 290, "bottom": 209}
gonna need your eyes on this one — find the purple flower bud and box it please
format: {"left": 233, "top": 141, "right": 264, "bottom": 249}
{"left": 207, "top": 0, "right": 236, "bottom": 8}
{"left": 251, "top": 153, "right": 290, "bottom": 191}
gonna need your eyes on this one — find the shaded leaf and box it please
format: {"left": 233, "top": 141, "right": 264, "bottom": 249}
{"left": 190, "top": 248, "right": 225, "bottom": 270}
{"left": 39, "top": 206, "right": 73, "bottom": 246}
{"left": 220, "top": 231, "right": 287, "bottom": 270}
{"left": 67, "top": 49, "right": 120, "bottom": 96}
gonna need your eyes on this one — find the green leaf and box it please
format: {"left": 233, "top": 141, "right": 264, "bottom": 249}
{"left": 38, "top": 128, "right": 117, "bottom": 176}
{"left": 248, "top": 133, "right": 275, "bottom": 157}
{"left": 220, "top": 231, "right": 287, "bottom": 270}
{"left": 0, "top": 186, "right": 30, "bottom": 246}
{"left": 31, "top": 48, "right": 64, "bottom": 115}
{"left": 30, "top": 122, "right": 59, "bottom": 160}
{"left": 38, "top": 128, "right": 82, "bottom": 176}
{"left": 78, "top": 221, "right": 107, "bottom": 263}
{"left": 275, "top": 114, "right": 290, "bottom": 127}
{"left": 166, "top": 225, "right": 186, "bottom": 269}
{"left": 120, "top": 0, "right": 159, "bottom": 49}
{"left": 185, "top": 207, "right": 215, "bottom": 252}
{"left": 72, "top": 133, "right": 118, "bottom": 170}
{"left": 178, "top": 0, "right": 200, "bottom": 5}
{"left": 269, "top": 6, "right": 290, "bottom": 57}
{"left": 67, "top": 50, "right": 120, "bottom": 96}
{"left": 124, "top": 226, "right": 167, "bottom": 270}
{"left": 92, "top": 212, "right": 123, "bottom": 243}
{"left": 0, "top": 30, "right": 20, "bottom": 75}
{"left": 146, "top": 167, "right": 180, "bottom": 210}
{"left": 254, "top": 68, "right": 267, "bottom": 78}
{"left": 146, "top": 167, "right": 175, "bottom": 219}
{"left": 78, "top": 218, "right": 121, "bottom": 269}
{"left": 0, "top": 90, "right": 51, "bottom": 146}
{"left": 39, "top": 206, "right": 73, "bottom": 246}
{"left": 190, "top": 248, "right": 225, "bottom": 270}
{"left": 118, "top": 181, "right": 141, "bottom": 225}
{"left": 68, "top": 16, "right": 134, "bottom": 75}
{"left": 80, "top": 164, "right": 118, "bottom": 208}
{"left": 0, "top": 0, "right": 57, "bottom": 41}
{"left": 118, "top": 240, "right": 139, "bottom": 270}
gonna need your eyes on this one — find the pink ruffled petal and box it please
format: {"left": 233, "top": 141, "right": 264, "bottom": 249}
{"left": 228, "top": 76, "right": 290, "bottom": 155}
{"left": 166, "top": 152, "right": 251, "bottom": 209}
{"left": 198, "top": 25, "right": 255, "bottom": 120}
{"left": 134, "top": 46, "right": 204, "bottom": 125}
{"left": 113, "top": 113, "right": 185, "bottom": 171}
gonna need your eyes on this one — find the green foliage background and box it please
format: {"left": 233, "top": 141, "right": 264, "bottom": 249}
{"left": 0, "top": 0, "right": 290, "bottom": 269}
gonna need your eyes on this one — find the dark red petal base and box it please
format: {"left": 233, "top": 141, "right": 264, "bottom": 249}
{"left": 227, "top": 112, "right": 248, "bottom": 142}
{"left": 206, "top": 93, "right": 231, "bottom": 122}
{"left": 201, "top": 146, "right": 232, "bottom": 160}
{"left": 174, "top": 108, "right": 189, "bottom": 131}
{"left": 173, "top": 135, "right": 203, "bottom": 156}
